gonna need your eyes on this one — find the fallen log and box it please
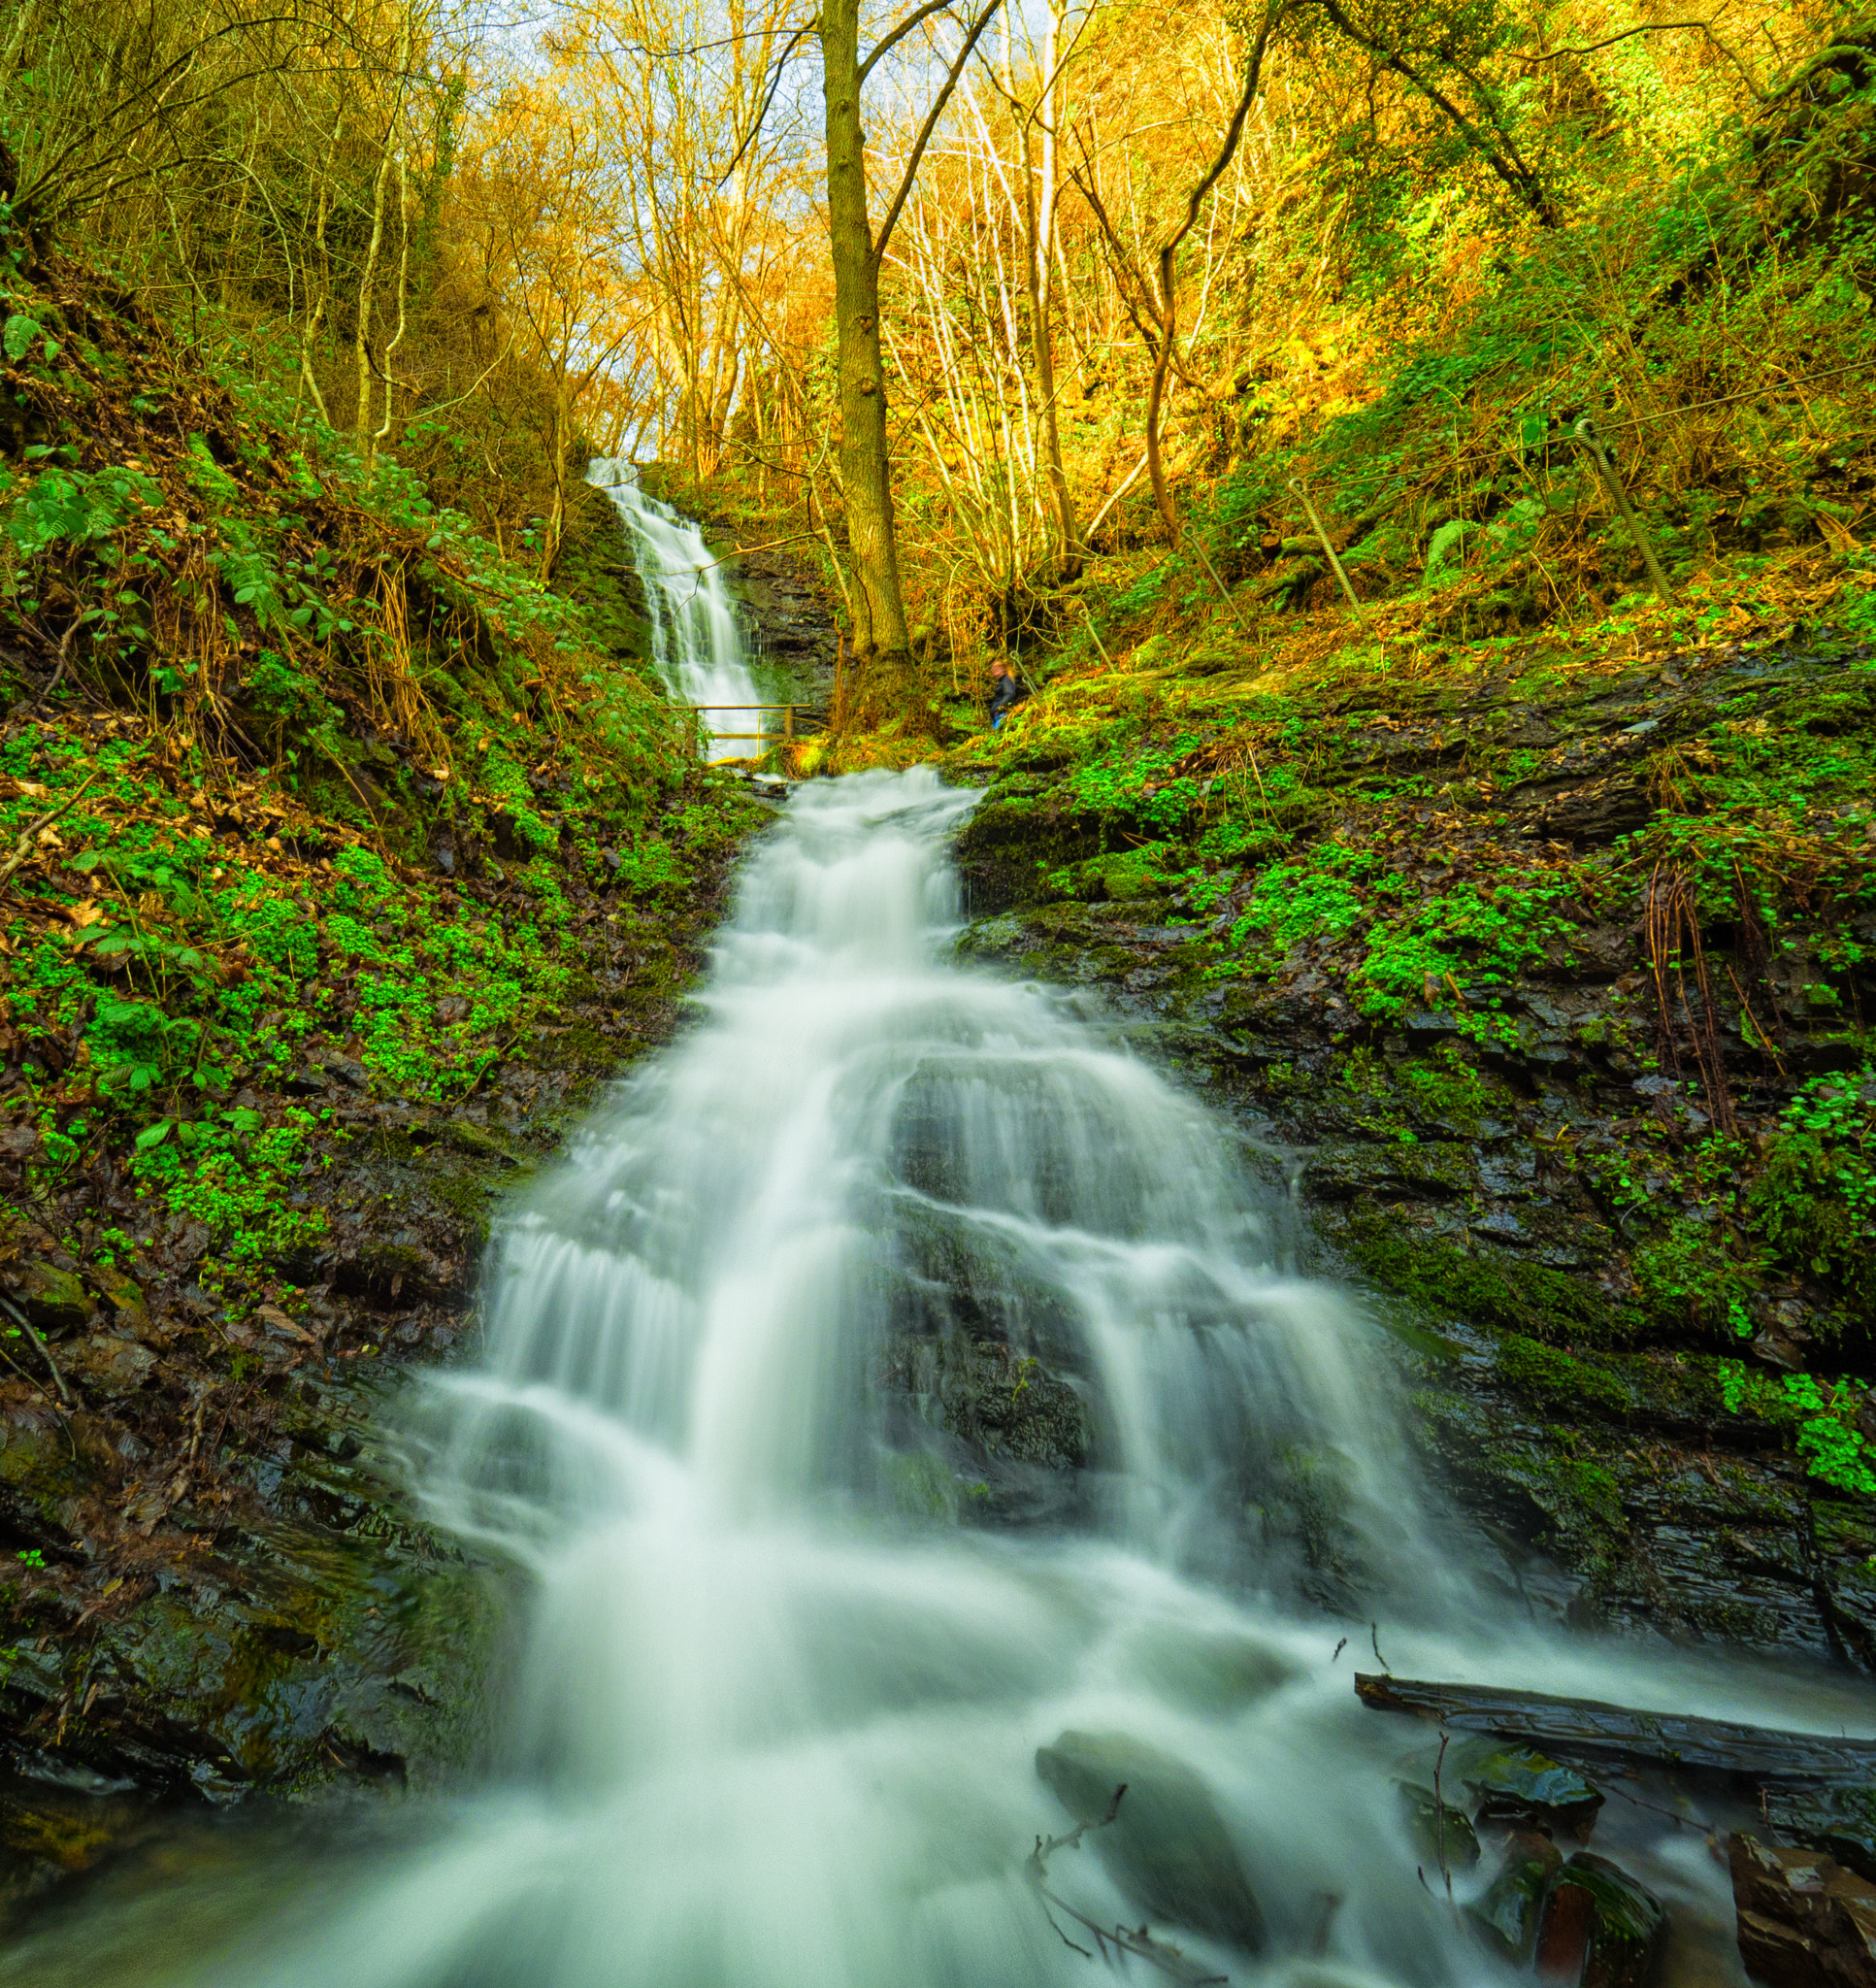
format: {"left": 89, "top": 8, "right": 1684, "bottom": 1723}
{"left": 1354, "top": 1675, "right": 1876, "bottom": 1787}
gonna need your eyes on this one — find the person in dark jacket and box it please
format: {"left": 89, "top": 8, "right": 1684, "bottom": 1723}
{"left": 988, "top": 659, "right": 1028, "bottom": 728}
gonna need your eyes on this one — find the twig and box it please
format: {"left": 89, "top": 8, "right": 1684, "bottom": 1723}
{"left": 1432, "top": 1732, "right": 1454, "bottom": 1902}
{"left": 0, "top": 1292, "right": 75, "bottom": 1406}
{"left": 1026, "top": 1786, "right": 1229, "bottom": 1984}
{"left": 1571, "top": 416, "right": 1678, "bottom": 606}
{"left": 33, "top": 615, "right": 84, "bottom": 711}
{"left": 1332, "top": 1637, "right": 1348, "bottom": 1664}
{"left": 0, "top": 771, "right": 102, "bottom": 893}
{"left": 1600, "top": 1778, "right": 1717, "bottom": 1834}
{"left": 1183, "top": 529, "right": 1253, "bottom": 634}
{"left": 1371, "top": 1621, "right": 1391, "bottom": 1673}
{"left": 1082, "top": 604, "right": 1115, "bottom": 668}
{"left": 1288, "top": 479, "right": 1369, "bottom": 626}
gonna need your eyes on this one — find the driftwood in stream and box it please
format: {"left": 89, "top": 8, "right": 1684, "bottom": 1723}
{"left": 1354, "top": 1675, "right": 1876, "bottom": 1787}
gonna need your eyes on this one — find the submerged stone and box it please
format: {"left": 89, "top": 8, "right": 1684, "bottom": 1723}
{"left": 1115, "top": 1625, "right": 1301, "bottom": 1712}
{"left": 1467, "top": 1827, "right": 1562, "bottom": 1962}
{"left": 1393, "top": 1778, "right": 1480, "bottom": 1871}
{"left": 1455, "top": 1741, "right": 1603, "bottom": 1837}
{"left": 1036, "top": 1728, "right": 1267, "bottom": 1953}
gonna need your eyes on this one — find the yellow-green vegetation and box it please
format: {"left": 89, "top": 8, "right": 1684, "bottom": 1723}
{"left": 0, "top": 196, "right": 762, "bottom": 1767}
{"left": 907, "top": 23, "right": 1876, "bottom": 1599}
{"left": 0, "top": 246, "right": 753, "bottom": 1308}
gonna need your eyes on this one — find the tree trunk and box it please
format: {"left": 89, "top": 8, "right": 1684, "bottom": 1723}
{"left": 818, "top": 0, "right": 911, "bottom": 661}
{"left": 1029, "top": 6, "right": 1079, "bottom": 576}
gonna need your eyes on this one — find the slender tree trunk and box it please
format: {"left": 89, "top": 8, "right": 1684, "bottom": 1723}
{"left": 353, "top": 12, "right": 411, "bottom": 459}
{"left": 539, "top": 372, "right": 570, "bottom": 584}
{"left": 818, "top": 0, "right": 910, "bottom": 658}
{"left": 1028, "top": 7, "right": 1078, "bottom": 575}
{"left": 297, "top": 116, "right": 345, "bottom": 428}
{"left": 370, "top": 144, "right": 411, "bottom": 471}
{"left": 1145, "top": 1, "right": 1282, "bottom": 538}
{"left": 353, "top": 144, "right": 394, "bottom": 451}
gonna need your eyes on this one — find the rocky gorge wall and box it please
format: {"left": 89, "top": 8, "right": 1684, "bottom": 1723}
{"left": 938, "top": 621, "right": 1876, "bottom": 1670}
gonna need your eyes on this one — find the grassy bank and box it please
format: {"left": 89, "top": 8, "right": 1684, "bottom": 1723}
{"left": 0, "top": 235, "right": 764, "bottom": 1771}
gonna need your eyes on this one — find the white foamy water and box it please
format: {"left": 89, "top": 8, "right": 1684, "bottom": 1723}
{"left": 8, "top": 769, "right": 1870, "bottom": 1988}
{"left": 590, "top": 463, "right": 764, "bottom": 760}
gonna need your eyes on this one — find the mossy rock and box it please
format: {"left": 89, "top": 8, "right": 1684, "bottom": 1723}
{"left": 2, "top": 1263, "right": 93, "bottom": 1338}
{"left": 1494, "top": 1336, "right": 1632, "bottom": 1418}
{"left": 1343, "top": 1215, "right": 1625, "bottom": 1345}
{"left": 1469, "top": 1831, "right": 1562, "bottom": 1963}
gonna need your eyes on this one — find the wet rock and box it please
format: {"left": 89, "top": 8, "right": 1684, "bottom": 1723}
{"left": 1535, "top": 1851, "right": 1665, "bottom": 1988}
{"left": 1394, "top": 1778, "right": 1480, "bottom": 1871}
{"left": 1729, "top": 1831, "right": 1876, "bottom": 1988}
{"left": 1455, "top": 1742, "right": 1604, "bottom": 1838}
{"left": 882, "top": 1331, "right": 1088, "bottom": 1475}
{"left": 88, "top": 1266, "right": 156, "bottom": 1344}
{"left": 1469, "top": 1827, "right": 1563, "bottom": 1962}
{"left": 1, "top": 1263, "right": 92, "bottom": 1338}
{"left": 1766, "top": 1784, "right": 1876, "bottom": 1883}
{"left": 0, "top": 1366, "right": 500, "bottom": 1846}
{"left": 328, "top": 1239, "right": 456, "bottom": 1307}
{"left": 1036, "top": 1728, "right": 1267, "bottom": 1953}
{"left": 60, "top": 1333, "right": 157, "bottom": 1397}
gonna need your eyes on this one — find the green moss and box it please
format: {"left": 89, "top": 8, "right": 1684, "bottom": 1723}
{"left": 423, "top": 1169, "right": 501, "bottom": 1245}
{"left": 1396, "top": 1047, "right": 1495, "bottom": 1134}
{"left": 1345, "top": 1216, "right": 1624, "bottom": 1345}
{"left": 1494, "top": 1335, "right": 1631, "bottom": 1417}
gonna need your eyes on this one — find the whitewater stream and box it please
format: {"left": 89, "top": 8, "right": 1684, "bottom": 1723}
{"left": 14, "top": 765, "right": 1876, "bottom": 1988}
{"left": 589, "top": 465, "right": 766, "bottom": 761}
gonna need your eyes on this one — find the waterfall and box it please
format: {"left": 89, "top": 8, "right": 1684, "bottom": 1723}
{"left": 12, "top": 770, "right": 1838, "bottom": 1988}
{"left": 590, "top": 463, "right": 764, "bottom": 761}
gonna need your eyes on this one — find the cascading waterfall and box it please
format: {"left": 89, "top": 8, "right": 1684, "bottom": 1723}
{"left": 589, "top": 463, "right": 764, "bottom": 760}
{"left": 11, "top": 769, "right": 1869, "bottom": 1988}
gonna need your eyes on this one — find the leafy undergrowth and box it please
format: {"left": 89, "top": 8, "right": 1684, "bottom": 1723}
{"left": 830, "top": 45, "right": 1876, "bottom": 1531}
{"left": 941, "top": 542, "right": 1876, "bottom": 1512}
{"left": 0, "top": 241, "right": 760, "bottom": 1676}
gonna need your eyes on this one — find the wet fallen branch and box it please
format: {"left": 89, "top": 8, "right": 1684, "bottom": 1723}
{"left": 1355, "top": 1674, "right": 1876, "bottom": 1786}
{"left": 0, "top": 1291, "right": 74, "bottom": 1407}
{"left": 1027, "top": 1785, "right": 1229, "bottom": 1985}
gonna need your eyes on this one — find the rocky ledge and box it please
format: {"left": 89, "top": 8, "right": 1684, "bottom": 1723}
{"left": 944, "top": 625, "right": 1876, "bottom": 1666}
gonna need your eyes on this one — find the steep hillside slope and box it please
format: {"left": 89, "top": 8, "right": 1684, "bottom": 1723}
{"left": 0, "top": 242, "right": 765, "bottom": 1844}
{"left": 896, "top": 35, "right": 1876, "bottom": 1661}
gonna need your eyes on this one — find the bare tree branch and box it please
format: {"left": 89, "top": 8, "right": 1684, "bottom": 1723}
{"left": 860, "top": 0, "right": 960, "bottom": 83}
{"left": 871, "top": 0, "right": 1004, "bottom": 269}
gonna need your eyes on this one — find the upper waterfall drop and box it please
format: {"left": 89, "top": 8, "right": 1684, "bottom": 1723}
{"left": 589, "top": 462, "right": 764, "bottom": 760}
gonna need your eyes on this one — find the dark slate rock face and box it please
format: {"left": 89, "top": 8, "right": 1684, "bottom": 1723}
{"left": 947, "top": 636, "right": 1876, "bottom": 1662}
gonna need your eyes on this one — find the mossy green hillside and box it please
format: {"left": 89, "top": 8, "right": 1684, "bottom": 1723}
{"left": 0, "top": 229, "right": 772, "bottom": 1818}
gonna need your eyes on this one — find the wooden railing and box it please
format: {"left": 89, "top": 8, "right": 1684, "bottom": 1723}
{"left": 686, "top": 703, "right": 824, "bottom": 743}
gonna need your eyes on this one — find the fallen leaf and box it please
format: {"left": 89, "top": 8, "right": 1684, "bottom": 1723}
{"left": 255, "top": 1304, "right": 317, "bottom": 1344}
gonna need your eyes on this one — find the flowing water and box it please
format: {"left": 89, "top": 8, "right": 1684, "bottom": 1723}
{"left": 589, "top": 464, "right": 765, "bottom": 760}
{"left": 8, "top": 770, "right": 1876, "bottom": 1988}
